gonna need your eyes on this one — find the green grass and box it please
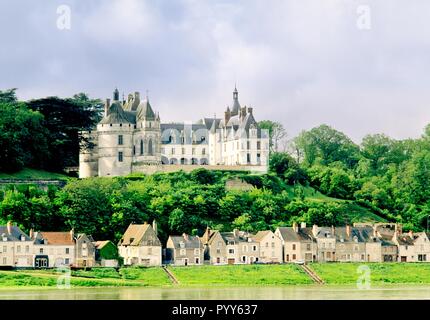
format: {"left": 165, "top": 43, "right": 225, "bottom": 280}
{"left": 119, "top": 267, "right": 172, "bottom": 286}
{"left": 168, "top": 264, "right": 313, "bottom": 286}
{"left": 309, "top": 263, "right": 430, "bottom": 285}
{"left": 0, "top": 168, "right": 68, "bottom": 179}
{"left": 72, "top": 268, "right": 121, "bottom": 279}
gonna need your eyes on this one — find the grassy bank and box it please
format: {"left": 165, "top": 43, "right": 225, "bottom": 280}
{"left": 3, "top": 264, "right": 430, "bottom": 289}
{"left": 0, "top": 168, "right": 68, "bottom": 179}
{"left": 309, "top": 263, "right": 430, "bottom": 285}
{"left": 168, "top": 265, "right": 313, "bottom": 286}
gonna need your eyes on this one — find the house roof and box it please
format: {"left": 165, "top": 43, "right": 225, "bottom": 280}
{"left": 37, "top": 232, "right": 74, "bottom": 245}
{"left": 169, "top": 234, "right": 202, "bottom": 249}
{"left": 277, "top": 227, "right": 315, "bottom": 242}
{"left": 94, "top": 240, "right": 112, "bottom": 250}
{"left": 252, "top": 230, "right": 272, "bottom": 242}
{"left": 0, "top": 225, "right": 31, "bottom": 241}
{"left": 118, "top": 223, "right": 161, "bottom": 246}
{"left": 220, "top": 231, "right": 256, "bottom": 244}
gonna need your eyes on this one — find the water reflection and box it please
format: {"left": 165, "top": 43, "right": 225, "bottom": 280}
{"left": 1, "top": 285, "right": 430, "bottom": 300}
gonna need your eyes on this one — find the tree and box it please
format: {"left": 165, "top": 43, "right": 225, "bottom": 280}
{"left": 258, "top": 120, "right": 287, "bottom": 152}
{"left": 294, "top": 125, "right": 360, "bottom": 168}
{"left": 0, "top": 88, "right": 18, "bottom": 103}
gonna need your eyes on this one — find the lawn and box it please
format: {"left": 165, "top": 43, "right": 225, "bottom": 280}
{"left": 0, "top": 168, "right": 69, "bottom": 180}
{"left": 119, "top": 267, "right": 172, "bottom": 286}
{"left": 168, "top": 264, "right": 313, "bottom": 286}
{"left": 309, "top": 263, "right": 430, "bottom": 285}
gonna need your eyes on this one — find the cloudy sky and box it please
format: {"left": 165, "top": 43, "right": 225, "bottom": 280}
{"left": 1, "top": 0, "right": 429, "bottom": 142}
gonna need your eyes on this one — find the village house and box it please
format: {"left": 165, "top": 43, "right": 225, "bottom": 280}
{"left": 94, "top": 240, "right": 119, "bottom": 267}
{"left": 32, "top": 230, "right": 76, "bottom": 268}
{"left": 312, "top": 225, "right": 337, "bottom": 262}
{"left": 373, "top": 224, "right": 398, "bottom": 262}
{"left": 0, "top": 222, "right": 33, "bottom": 268}
{"left": 117, "top": 222, "right": 162, "bottom": 266}
{"left": 166, "top": 233, "right": 204, "bottom": 266}
{"left": 251, "top": 230, "right": 283, "bottom": 263}
{"left": 412, "top": 232, "right": 430, "bottom": 262}
{"left": 275, "top": 223, "right": 316, "bottom": 263}
{"left": 201, "top": 228, "right": 227, "bottom": 265}
{"left": 395, "top": 231, "right": 415, "bottom": 262}
{"left": 74, "top": 233, "right": 96, "bottom": 267}
{"left": 220, "top": 229, "right": 260, "bottom": 264}
{"left": 334, "top": 226, "right": 367, "bottom": 262}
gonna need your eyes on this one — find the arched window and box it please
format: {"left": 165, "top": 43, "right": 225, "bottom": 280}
{"left": 148, "top": 139, "right": 153, "bottom": 155}
{"left": 140, "top": 140, "right": 144, "bottom": 155}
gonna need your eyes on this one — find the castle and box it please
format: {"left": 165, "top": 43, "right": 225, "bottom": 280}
{"left": 79, "top": 87, "right": 270, "bottom": 178}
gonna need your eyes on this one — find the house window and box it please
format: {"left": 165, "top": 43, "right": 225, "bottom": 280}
{"left": 271, "top": 242, "right": 275, "bottom": 248}
{"left": 180, "top": 242, "right": 185, "bottom": 249}
{"left": 180, "top": 249, "right": 186, "bottom": 256}
{"left": 257, "top": 141, "right": 261, "bottom": 150}
{"left": 228, "top": 249, "right": 234, "bottom": 254}
{"left": 66, "top": 248, "right": 70, "bottom": 254}
{"left": 39, "top": 248, "right": 44, "bottom": 254}
{"left": 292, "top": 254, "right": 296, "bottom": 260}
{"left": 25, "top": 245, "right": 29, "bottom": 253}
{"left": 306, "top": 244, "right": 311, "bottom": 251}
{"left": 253, "top": 246, "right": 257, "bottom": 251}
{"left": 2, "top": 257, "right": 6, "bottom": 265}
{"left": 217, "top": 241, "right": 222, "bottom": 248}
{"left": 194, "top": 249, "right": 200, "bottom": 255}
{"left": 292, "top": 244, "right": 296, "bottom": 250}
{"left": 118, "top": 135, "right": 123, "bottom": 145}
{"left": 148, "top": 247, "right": 152, "bottom": 255}
{"left": 17, "top": 246, "right": 21, "bottom": 253}
{"left": 64, "top": 258, "right": 70, "bottom": 265}
{"left": 202, "top": 148, "right": 206, "bottom": 155}
{"left": 216, "top": 249, "right": 221, "bottom": 254}
{"left": 118, "top": 152, "right": 123, "bottom": 162}
{"left": 2, "top": 246, "right": 6, "bottom": 253}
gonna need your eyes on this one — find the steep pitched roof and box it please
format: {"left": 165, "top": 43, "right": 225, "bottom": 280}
{"left": 277, "top": 227, "right": 315, "bottom": 242}
{"left": 99, "top": 101, "right": 134, "bottom": 124}
{"left": 136, "top": 98, "right": 156, "bottom": 120}
{"left": 0, "top": 225, "right": 31, "bottom": 241}
{"left": 94, "top": 240, "right": 112, "bottom": 250}
{"left": 118, "top": 223, "right": 161, "bottom": 246}
{"left": 252, "top": 230, "right": 272, "bottom": 242}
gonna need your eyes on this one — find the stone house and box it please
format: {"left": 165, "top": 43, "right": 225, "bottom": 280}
{"left": 275, "top": 223, "right": 316, "bottom": 263}
{"left": 201, "top": 228, "right": 227, "bottom": 265}
{"left": 166, "top": 234, "right": 204, "bottom": 266}
{"left": 373, "top": 224, "right": 398, "bottom": 262}
{"left": 312, "top": 225, "right": 336, "bottom": 262}
{"left": 412, "top": 232, "right": 430, "bottom": 262}
{"left": 251, "top": 230, "right": 283, "bottom": 263}
{"left": 220, "top": 229, "right": 260, "bottom": 264}
{"left": 0, "top": 222, "right": 33, "bottom": 268}
{"left": 118, "top": 222, "right": 162, "bottom": 266}
{"left": 33, "top": 231, "right": 76, "bottom": 268}
{"left": 74, "top": 233, "right": 96, "bottom": 267}
{"left": 395, "top": 232, "right": 415, "bottom": 262}
{"left": 334, "top": 226, "right": 367, "bottom": 262}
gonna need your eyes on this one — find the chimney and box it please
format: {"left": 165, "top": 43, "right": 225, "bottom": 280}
{"left": 7, "top": 221, "right": 12, "bottom": 235}
{"left": 182, "top": 233, "right": 189, "bottom": 241}
{"left": 247, "top": 107, "right": 253, "bottom": 115}
{"left": 331, "top": 225, "right": 335, "bottom": 236}
{"left": 346, "top": 225, "right": 351, "bottom": 237}
{"left": 233, "top": 229, "right": 239, "bottom": 238}
{"left": 105, "top": 98, "right": 111, "bottom": 117}
{"left": 152, "top": 220, "right": 158, "bottom": 236}
{"left": 29, "top": 228, "right": 34, "bottom": 239}
{"left": 240, "top": 106, "right": 247, "bottom": 120}
{"left": 70, "top": 228, "right": 74, "bottom": 241}
{"left": 224, "top": 107, "right": 231, "bottom": 124}
{"left": 312, "top": 224, "right": 319, "bottom": 237}
{"left": 408, "top": 230, "right": 414, "bottom": 238}
{"left": 135, "top": 91, "right": 140, "bottom": 100}
{"left": 300, "top": 222, "right": 306, "bottom": 229}
{"left": 293, "top": 222, "right": 298, "bottom": 233}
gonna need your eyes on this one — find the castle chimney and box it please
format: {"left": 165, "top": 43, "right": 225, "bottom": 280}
{"left": 293, "top": 222, "right": 298, "bottom": 233}
{"left": 105, "top": 98, "right": 111, "bottom": 117}
{"left": 312, "top": 224, "right": 319, "bottom": 237}
{"left": 152, "top": 220, "right": 158, "bottom": 236}
{"left": 224, "top": 107, "right": 231, "bottom": 124}
{"left": 247, "top": 107, "right": 253, "bottom": 115}
{"left": 346, "top": 225, "right": 351, "bottom": 237}
{"left": 7, "top": 221, "right": 12, "bottom": 235}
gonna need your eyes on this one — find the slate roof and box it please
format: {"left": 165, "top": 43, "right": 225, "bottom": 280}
{"left": 99, "top": 101, "right": 135, "bottom": 124}
{"left": 0, "top": 225, "right": 31, "bottom": 241}
{"left": 94, "top": 240, "right": 112, "bottom": 250}
{"left": 276, "top": 227, "right": 315, "bottom": 242}
{"left": 136, "top": 98, "right": 156, "bottom": 120}
{"left": 169, "top": 234, "right": 203, "bottom": 249}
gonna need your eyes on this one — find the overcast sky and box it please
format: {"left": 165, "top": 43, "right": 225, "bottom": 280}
{"left": 1, "top": 0, "right": 429, "bottom": 142}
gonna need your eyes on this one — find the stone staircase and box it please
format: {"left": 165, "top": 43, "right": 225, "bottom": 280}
{"left": 300, "top": 264, "right": 325, "bottom": 284}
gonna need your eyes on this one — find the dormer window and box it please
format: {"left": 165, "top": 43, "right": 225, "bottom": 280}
{"left": 180, "top": 242, "right": 185, "bottom": 249}
{"left": 21, "top": 235, "right": 25, "bottom": 241}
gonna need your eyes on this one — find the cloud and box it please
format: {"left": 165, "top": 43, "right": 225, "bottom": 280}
{"left": 0, "top": 0, "right": 429, "bottom": 142}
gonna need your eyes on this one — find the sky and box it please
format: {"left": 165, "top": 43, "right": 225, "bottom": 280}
{"left": 1, "top": 0, "right": 430, "bottom": 142}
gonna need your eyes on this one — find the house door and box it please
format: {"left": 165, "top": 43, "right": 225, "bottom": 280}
{"left": 286, "top": 254, "right": 289, "bottom": 262}
{"left": 216, "top": 257, "right": 221, "bottom": 264}
{"left": 227, "top": 258, "right": 235, "bottom": 265}
{"left": 184, "top": 259, "right": 188, "bottom": 266}
{"left": 401, "top": 256, "right": 407, "bottom": 262}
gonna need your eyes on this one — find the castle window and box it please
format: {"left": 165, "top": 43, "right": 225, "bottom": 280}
{"left": 148, "top": 139, "right": 153, "bottom": 155}
{"left": 192, "top": 148, "right": 195, "bottom": 155}
{"left": 247, "top": 141, "right": 250, "bottom": 150}
{"left": 257, "top": 153, "right": 261, "bottom": 164}
{"left": 118, "top": 135, "right": 123, "bottom": 145}
{"left": 257, "top": 141, "right": 261, "bottom": 150}
{"left": 133, "top": 146, "right": 136, "bottom": 155}
{"left": 140, "top": 140, "right": 144, "bottom": 155}
{"left": 168, "top": 136, "right": 172, "bottom": 143}
{"left": 182, "top": 148, "right": 185, "bottom": 155}
{"left": 118, "top": 152, "right": 123, "bottom": 162}
{"left": 201, "top": 136, "right": 205, "bottom": 142}
{"left": 202, "top": 148, "right": 206, "bottom": 155}
{"left": 247, "top": 153, "right": 251, "bottom": 164}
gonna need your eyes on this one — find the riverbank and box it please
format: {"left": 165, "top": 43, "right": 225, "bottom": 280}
{"left": 2, "top": 263, "right": 430, "bottom": 289}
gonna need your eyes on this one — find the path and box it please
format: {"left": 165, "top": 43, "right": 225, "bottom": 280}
{"left": 299, "top": 264, "right": 325, "bottom": 284}
{"left": 162, "top": 266, "right": 179, "bottom": 285}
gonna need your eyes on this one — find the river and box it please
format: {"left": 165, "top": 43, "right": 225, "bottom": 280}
{"left": 0, "top": 285, "right": 430, "bottom": 299}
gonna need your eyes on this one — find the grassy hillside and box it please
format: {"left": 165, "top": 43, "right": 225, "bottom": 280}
{"left": 0, "top": 168, "right": 69, "bottom": 180}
